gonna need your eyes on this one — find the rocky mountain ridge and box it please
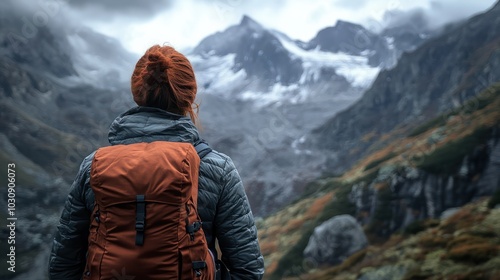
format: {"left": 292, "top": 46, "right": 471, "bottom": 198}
{"left": 304, "top": 1, "right": 500, "bottom": 177}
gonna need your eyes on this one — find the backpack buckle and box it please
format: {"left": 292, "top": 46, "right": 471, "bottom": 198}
{"left": 136, "top": 221, "right": 145, "bottom": 231}
{"left": 193, "top": 261, "right": 207, "bottom": 277}
{"left": 187, "top": 221, "right": 202, "bottom": 233}
{"left": 135, "top": 195, "right": 146, "bottom": 246}
{"left": 187, "top": 221, "right": 202, "bottom": 241}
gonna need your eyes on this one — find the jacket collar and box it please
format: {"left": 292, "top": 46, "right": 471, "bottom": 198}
{"left": 108, "top": 106, "right": 201, "bottom": 146}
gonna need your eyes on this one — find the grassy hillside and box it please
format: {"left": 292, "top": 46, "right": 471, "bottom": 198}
{"left": 259, "top": 84, "right": 500, "bottom": 279}
{"left": 302, "top": 199, "right": 500, "bottom": 280}
{"left": 343, "top": 84, "right": 500, "bottom": 182}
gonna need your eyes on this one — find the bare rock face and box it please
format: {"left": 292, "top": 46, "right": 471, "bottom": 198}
{"left": 347, "top": 131, "right": 500, "bottom": 238}
{"left": 303, "top": 215, "right": 368, "bottom": 266}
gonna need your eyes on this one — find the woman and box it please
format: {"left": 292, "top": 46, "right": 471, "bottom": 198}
{"left": 48, "top": 45, "right": 264, "bottom": 279}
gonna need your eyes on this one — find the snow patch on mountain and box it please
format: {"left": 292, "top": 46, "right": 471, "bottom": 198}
{"left": 274, "top": 31, "right": 380, "bottom": 88}
{"left": 240, "top": 83, "right": 304, "bottom": 106}
{"left": 190, "top": 52, "right": 308, "bottom": 106}
{"left": 189, "top": 53, "right": 247, "bottom": 95}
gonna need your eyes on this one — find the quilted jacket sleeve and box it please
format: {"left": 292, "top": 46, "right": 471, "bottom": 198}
{"left": 215, "top": 157, "right": 265, "bottom": 280}
{"left": 48, "top": 154, "right": 94, "bottom": 280}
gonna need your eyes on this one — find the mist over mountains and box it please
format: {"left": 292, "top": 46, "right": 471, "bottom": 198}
{"left": 188, "top": 10, "right": 441, "bottom": 215}
{"left": 1, "top": 1, "right": 499, "bottom": 279}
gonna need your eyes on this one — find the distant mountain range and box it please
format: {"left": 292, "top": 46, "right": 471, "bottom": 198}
{"left": 188, "top": 13, "right": 441, "bottom": 216}
{"left": 192, "top": 14, "right": 434, "bottom": 95}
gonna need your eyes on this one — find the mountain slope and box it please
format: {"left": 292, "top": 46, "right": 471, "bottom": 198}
{"left": 261, "top": 84, "right": 500, "bottom": 279}
{"left": 305, "top": 1, "right": 500, "bottom": 175}
{"left": 0, "top": 1, "right": 135, "bottom": 179}
{"left": 306, "top": 20, "right": 394, "bottom": 68}
{"left": 305, "top": 199, "right": 500, "bottom": 280}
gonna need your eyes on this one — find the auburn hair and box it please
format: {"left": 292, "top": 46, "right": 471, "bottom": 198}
{"left": 131, "top": 45, "right": 198, "bottom": 124}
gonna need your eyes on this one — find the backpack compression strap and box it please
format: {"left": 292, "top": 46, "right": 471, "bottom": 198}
{"left": 135, "top": 195, "right": 146, "bottom": 246}
{"left": 195, "top": 141, "right": 212, "bottom": 159}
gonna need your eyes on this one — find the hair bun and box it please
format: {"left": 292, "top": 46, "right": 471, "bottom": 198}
{"left": 144, "top": 52, "right": 171, "bottom": 86}
{"left": 146, "top": 52, "right": 169, "bottom": 73}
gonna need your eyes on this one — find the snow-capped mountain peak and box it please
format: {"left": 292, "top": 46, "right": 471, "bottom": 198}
{"left": 189, "top": 16, "right": 387, "bottom": 106}
{"left": 189, "top": 15, "right": 437, "bottom": 107}
{"left": 240, "top": 15, "right": 265, "bottom": 32}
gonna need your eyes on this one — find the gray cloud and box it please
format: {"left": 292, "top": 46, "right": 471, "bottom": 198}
{"left": 380, "top": 0, "right": 496, "bottom": 33}
{"left": 334, "top": 0, "right": 369, "bottom": 10}
{"left": 428, "top": 0, "right": 493, "bottom": 25}
{"left": 11, "top": 0, "right": 495, "bottom": 53}
{"left": 63, "top": 0, "right": 175, "bottom": 19}
{"left": 382, "top": 8, "right": 431, "bottom": 32}
{"left": 385, "top": 0, "right": 497, "bottom": 31}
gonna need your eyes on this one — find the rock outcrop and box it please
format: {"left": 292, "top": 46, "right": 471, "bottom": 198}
{"left": 303, "top": 215, "right": 368, "bottom": 266}
{"left": 350, "top": 129, "right": 500, "bottom": 237}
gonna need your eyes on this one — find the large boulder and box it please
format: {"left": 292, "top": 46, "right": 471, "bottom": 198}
{"left": 303, "top": 214, "right": 368, "bottom": 266}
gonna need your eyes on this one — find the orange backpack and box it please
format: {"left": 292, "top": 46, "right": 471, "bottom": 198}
{"left": 83, "top": 141, "right": 215, "bottom": 280}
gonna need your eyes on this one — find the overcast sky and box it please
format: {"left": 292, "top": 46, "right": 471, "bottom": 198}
{"left": 58, "top": 0, "right": 497, "bottom": 54}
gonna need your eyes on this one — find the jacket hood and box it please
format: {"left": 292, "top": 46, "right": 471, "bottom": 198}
{"left": 108, "top": 106, "right": 201, "bottom": 146}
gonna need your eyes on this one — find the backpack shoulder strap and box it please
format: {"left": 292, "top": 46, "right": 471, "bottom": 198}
{"left": 195, "top": 140, "right": 212, "bottom": 159}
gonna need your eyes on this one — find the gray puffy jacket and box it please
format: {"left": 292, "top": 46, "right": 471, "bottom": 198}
{"left": 48, "top": 106, "right": 265, "bottom": 280}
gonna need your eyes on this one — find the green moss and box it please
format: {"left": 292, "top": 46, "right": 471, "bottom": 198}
{"left": 318, "top": 185, "right": 356, "bottom": 223}
{"left": 445, "top": 243, "right": 498, "bottom": 264}
{"left": 419, "top": 235, "right": 448, "bottom": 248}
{"left": 403, "top": 220, "right": 427, "bottom": 235}
{"left": 349, "top": 168, "right": 380, "bottom": 186}
{"left": 314, "top": 249, "right": 368, "bottom": 279}
{"left": 461, "top": 85, "right": 500, "bottom": 114}
{"left": 488, "top": 189, "right": 500, "bottom": 209}
{"left": 426, "top": 249, "right": 446, "bottom": 262}
{"left": 403, "top": 219, "right": 440, "bottom": 236}
{"left": 269, "top": 226, "right": 314, "bottom": 280}
{"left": 481, "top": 209, "right": 500, "bottom": 234}
{"left": 408, "top": 117, "right": 447, "bottom": 137}
{"left": 289, "top": 178, "right": 344, "bottom": 207}
{"left": 415, "top": 126, "right": 492, "bottom": 174}
{"left": 407, "top": 84, "right": 500, "bottom": 138}
{"left": 364, "top": 152, "right": 397, "bottom": 171}
{"left": 403, "top": 267, "right": 432, "bottom": 280}
{"left": 446, "top": 235, "right": 493, "bottom": 250}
